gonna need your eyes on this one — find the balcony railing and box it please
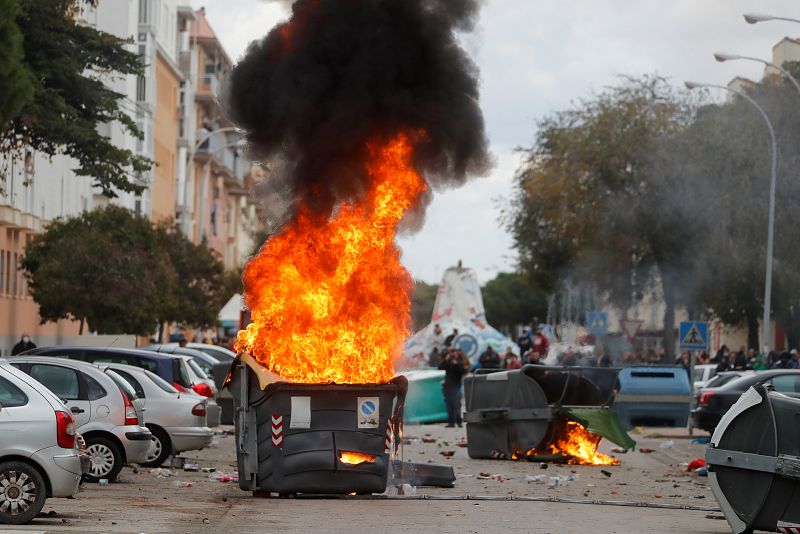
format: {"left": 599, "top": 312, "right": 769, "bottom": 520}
{"left": 196, "top": 74, "right": 219, "bottom": 100}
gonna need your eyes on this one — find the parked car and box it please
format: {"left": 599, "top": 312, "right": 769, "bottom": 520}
{"left": 21, "top": 346, "right": 195, "bottom": 393}
{"left": 692, "top": 364, "right": 718, "bottom": 390}
{"left": 155, "top": 342, "right": 236, "bottom": 362}
{"left": 7, "top": 357, "right": 152, "bottom": 482}
{"left": 145, "top": 344, "right": 221, "bottom": 377}
{"left": 0, "top": 359, "right": 88, "bottom": 524}
{"left": 692, "top": 369, "right": 800, "bottom": 432}
{"left": 100, "top": 363, "right": 213, "bottom": 467}
{"left": 172, "top": 355, "right": 221, "bottom": 427}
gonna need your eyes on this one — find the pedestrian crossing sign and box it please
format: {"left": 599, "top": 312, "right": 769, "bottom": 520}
{"left": 679, "top": 321, "right": 708, "bottom": 349}
{"left": 586, "top": 311, "right": 609, "bottom": 335}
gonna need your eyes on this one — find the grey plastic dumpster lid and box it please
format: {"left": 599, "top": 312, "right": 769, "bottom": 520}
{"left": 706, "top": 384, "right": 800, "bottom": 534}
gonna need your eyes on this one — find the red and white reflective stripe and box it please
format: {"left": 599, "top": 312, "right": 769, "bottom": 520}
{"left": 384, "top": 418, "right": 392, "bottom": 454}
{"left": 271, "top": 414, "right": 283, "bottom": 446}
{"left": 777, "top": 522, "right": 800, "bottom": 534}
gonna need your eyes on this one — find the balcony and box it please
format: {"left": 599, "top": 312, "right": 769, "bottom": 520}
{"left": 196, "top": 74, "right": 219, "bottom": 102}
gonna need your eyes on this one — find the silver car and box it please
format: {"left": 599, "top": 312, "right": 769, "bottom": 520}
{"left": 8, "top": 357, "right": 152, "bottom": 482}
{"left": 101, "top": 363, "right": 213, "bottom": 467}
{"left": 0, "top": 359, "right": 87, "bottom": 524}
{"left": 178, "top": 356, "right": 221, "bottom": 427}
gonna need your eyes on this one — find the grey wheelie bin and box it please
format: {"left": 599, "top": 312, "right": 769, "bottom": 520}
{"left": 706, "top": 383, "right": 800, "bottom": 534}
{"left": 227, "top": 354, "right": 407, "bottom": 495}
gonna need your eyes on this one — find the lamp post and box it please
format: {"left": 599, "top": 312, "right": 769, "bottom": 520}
{"left": 684, "top": 81, "right": 778, "bottom": 355}
{"left": 713, "top": 52, "right": 800, "bottom": 95}
{"left": 182, "top": 127, "right": 241, "bottom": 236}
{"left": 743, "top": 12, "right": 800, "bottom": 25}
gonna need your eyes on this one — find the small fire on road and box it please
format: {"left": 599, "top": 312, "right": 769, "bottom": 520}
{"left": 519, "top": 421, "right": 620, "bottom": 466}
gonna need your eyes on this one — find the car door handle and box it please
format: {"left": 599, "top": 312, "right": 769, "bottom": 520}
{"left": 70, "top": 407, "right": 85, "bottom": 414}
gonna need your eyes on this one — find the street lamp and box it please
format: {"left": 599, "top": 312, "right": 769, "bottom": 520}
{"left": 743, "top": 12, "right": 800, "bottom": 24}
{"left": 684, "top": 81, "right": 778, "bottom": 355}
{"left": 713, "top": 52, "right": 800, "bottom": 95}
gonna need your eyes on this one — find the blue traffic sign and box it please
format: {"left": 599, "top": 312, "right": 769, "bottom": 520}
{"left": 586, "top": 311, "right": 609, "bottom": 335}
{"left": 679, "top": 321, "right": 708, "bottom": 350}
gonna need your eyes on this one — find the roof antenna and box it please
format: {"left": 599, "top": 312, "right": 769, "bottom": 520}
{"left": 104, "top": 337, "right": 120, "bottom": 351}
{"left": 457, "top": 259, "right": 463, "bottom": 270}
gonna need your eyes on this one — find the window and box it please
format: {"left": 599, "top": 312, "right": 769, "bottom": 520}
{"left": 769, "top": 375, "right": 800, "bottom": 394}
{"left": 12, "top": 253, "right": 17, "bottom": 295}
{"left": 136, "top": 75, "right": 146, "bottom": 102}
{"left": 145, "top": 370, "right": 177, "bottom": 394}
{"left": 112, "top": 369, "right": 145, "bottom": 399}
{"left": 84, "top": 374, "right": 107, "bottom": 400}
{"left": 0, "top": 376, "right": 28, "bottom": 407}
{"left": 106, "top": 370, "right": 140, "bottom": 400}
{"left": 133, "top": 357, "right": 158, "bottom": 373}
{"left": 0, "top": 248, "right": 4, "bottom": 293}
{"left": 138, "top": 0, "right": 148, "bottom": 24}
{"left": 30, "top": 365, "right": 80, "bottom": 400}
{"left": 187, "top": 358, "right": 210, "bottom": 379}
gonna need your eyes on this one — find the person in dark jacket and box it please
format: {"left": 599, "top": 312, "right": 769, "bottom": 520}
{"left": 438, "top": 349, "right": 469, "bottom": 427}
{"left": 478, "top": 345, "right": 501, "bottom": 369}
{"left": 11, "top": 334, "right": 36, "bottom": 355}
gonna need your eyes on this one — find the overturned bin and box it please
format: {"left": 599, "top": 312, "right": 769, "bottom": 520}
{"left": 706, "top": 384, "right": 800, "bottom": 534}
{"left": 228, "top": 354, "right": 407, "bottom": 495}
{"left": 464, "top": 365, "right": 634, "bottom": 460}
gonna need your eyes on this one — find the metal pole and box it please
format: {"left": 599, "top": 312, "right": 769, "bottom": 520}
{"left": 685, "top": 82, "right": 778, "bottom": 354}
{"left": 728, "top": 55, "right": 800, "bottom": 96}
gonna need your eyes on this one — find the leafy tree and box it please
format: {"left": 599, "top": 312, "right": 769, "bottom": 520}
{"left": 21, "top": 206, "right": 167, "bottom": 335}
{"left": 0, "top": 0, "right": 32, "bottom": 131}
{"left": 482, "top": 272, "right": 548, "bottom": 331}
{"left": 153, "top": 226, "right": 229, "bottom": 336}
{"left": 2, "top": 0, "right": 151, "bottom": 196}
{"left": 410, "top": 280, "right": 438, "bottom": 331}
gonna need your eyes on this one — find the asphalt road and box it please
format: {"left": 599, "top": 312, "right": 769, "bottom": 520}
{"left": 4, "top": 425, "right": 737, "bottom": 534}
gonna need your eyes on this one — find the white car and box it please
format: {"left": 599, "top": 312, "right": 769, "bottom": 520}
{"left": 178, "top": 356, "right": 222, "bottom": 427}
{"left": 8, "top": 357, "right": 152, "bottom": 482}
{"left": 693, "top": 364, "right": 719, "bottom": 390}
{"left": 0, "top": 359, "right": 87, "bottom": 524}
{"left": 101, "top": 363, "right": 213, "bottom": 467}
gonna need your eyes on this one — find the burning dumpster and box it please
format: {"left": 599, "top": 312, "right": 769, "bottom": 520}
{"left": 464, "top": 365, "right": 634, "bottom": 464}
{"left": 229, "top": 354, "right": 407, "bottom": 495}
{"left": 706, "top": 384, "right": 800, "bottom": 534}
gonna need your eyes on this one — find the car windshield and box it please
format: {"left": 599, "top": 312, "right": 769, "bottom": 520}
{"left": 705, "top": 373, "right": 743, "bottom": 388}
{"left": 144, "top": 370, "right": 179, "bottom": 394}
{"left": 187, "top": 358, "right": 210, "bottom": 379}
{"left": 105, "top": 369, "right": 139, "bottom": 400}
{"left": 197, "top": 346, "right": 235, "bottom": 362}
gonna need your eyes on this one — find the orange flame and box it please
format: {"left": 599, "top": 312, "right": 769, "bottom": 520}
{"left": 339, "top": 451, "right": 376, "bottom": 465}
{"left": 527, "top": 421, "right": 619, "bottom": 466}
{"left": 235, "top": 132, "right": 427, "bottom": 384}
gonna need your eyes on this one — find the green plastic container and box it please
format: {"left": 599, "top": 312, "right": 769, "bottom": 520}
{"left": 401, "top": 369, "right": 448, "bottom": 424}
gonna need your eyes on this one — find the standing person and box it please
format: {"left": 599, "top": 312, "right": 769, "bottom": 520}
{"left": 732, "top": 348, "right": 748, "bottom": 370}
{"left": 531, "top": 328, "right": 549, "bottom": 362}
{"left": 443, "top": 328, "right": 458, "bottom": 348}
{"left": 11, "top": 333, "right": 36, "bottom": 355}
{"left": 502, "top": 347, "right": 521, "bottom": 369}
{"left": 431, "top": 323, "right": 444, "bottom": 349}
{"left": 438, "top": 349, "right": 468, "bottom": 427}
{"left": 428, "top": 346, "right": 443, "bottom": 367}
{"left": 716, "top": 354, "right": 731, "bottom": 373}
{"left": 517, "top": 327, "right": 532, "bottom": 356}
{"left": 478, "top": 345, "right": 501, "bottom": 369}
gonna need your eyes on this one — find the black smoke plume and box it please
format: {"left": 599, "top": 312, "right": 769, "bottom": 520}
{"left": 227, "top": 0, "right": 490, "bottom": 220}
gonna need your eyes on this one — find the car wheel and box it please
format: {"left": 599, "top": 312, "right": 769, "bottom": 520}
{"left": 142, "top": 426, "right": 172, "bottom": 467}
{"left": 84, "top": 436, "right": 123, "bottom": 483}
{"left": 0, "top": 461, "right": 47, "bottom": 525}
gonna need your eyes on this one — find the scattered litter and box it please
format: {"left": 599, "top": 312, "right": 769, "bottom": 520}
{"left": 455, "top": 437, "right": 468, "bottom": 448}
{"left": 477, "top": 472, "right": 492, "bottom": 480}
{"left": 548, "top": 476, "right": 559, "bottom": 489}
{"left": 211, "top": 472, "right": 239, "bottom": 483}
{"left": 610, "top": 448, "right": 628, "bottom": 454}
{"left": 173, "top": 481, "right": 193, "bottom": 488}
{"left": 539, "top": 462, "right": 548, "bottom": 470}
{"left": 202, "top": 518, "right": 210, "bottom": 524}
{"left": 639, "top": 448, "right": 655, "bottom": 454}
{"left": 600, "top": 470, "right": 612, "bottom": 478}
{"left": 132, "top": 467, "right": 140, "bottom": 474}
{"left": 183, "top": 463, "right": 200, "bottom": 472}
{"left": 149, "top": 468, "right": 174, "bottom": 478}
{"left": 659, "top": 440, "right": 674, "bottom": 450}
{"left": 694, "top": 495, "right": 706, "bottom": 499}
{"left": 654, "top": 492, "right": 663, "bottom": 498}
{"left": 490, "top": 474, "right": 507, "bottom": 483}
{"left": 200, "top": 467, "right": 217, "bottom": 473}
{"left": 687, "top": 458, "right": 706, "bottom": 471}
{"left": 422, "top": 436, "right": 436, "bottom": 443}
{"left": 402, "top": 436, "right": 421, "bottom": 445}
{"left": 695, "top": 467, "right": 708, "bottom": 477}
{"left": 692, "top": 437, "right": 711, "bottom": 444}
{"left": 705, "top": 514, "right": 726, "bottom": 520}
{"left": 610, "top": 488, "right": 618, "bottom": 495}
{"left": 439, "top": 450, "right": 455, "bottom": 458}
{"left": 526, "top": 475, "right": 547, "bottom": 484}
{"left": 586, "top": 483, "right": 595, "bottom": 487}
{"left": 98, "top": 478, "right": 109, "bottom": 487}
{"left": 630, "top": 426, "right": 646, "bottom": 435}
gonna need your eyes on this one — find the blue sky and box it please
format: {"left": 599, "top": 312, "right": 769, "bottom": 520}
{"left": 192, "top": 0, "right": 800, "bottom": 284}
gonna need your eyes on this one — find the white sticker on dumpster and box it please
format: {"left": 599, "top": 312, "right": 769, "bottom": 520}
{"left": 290, "top": 396, "right": 311, "bottom": 428}
{"left": 357, "top": 397, "right": 380, "bottom": 428}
